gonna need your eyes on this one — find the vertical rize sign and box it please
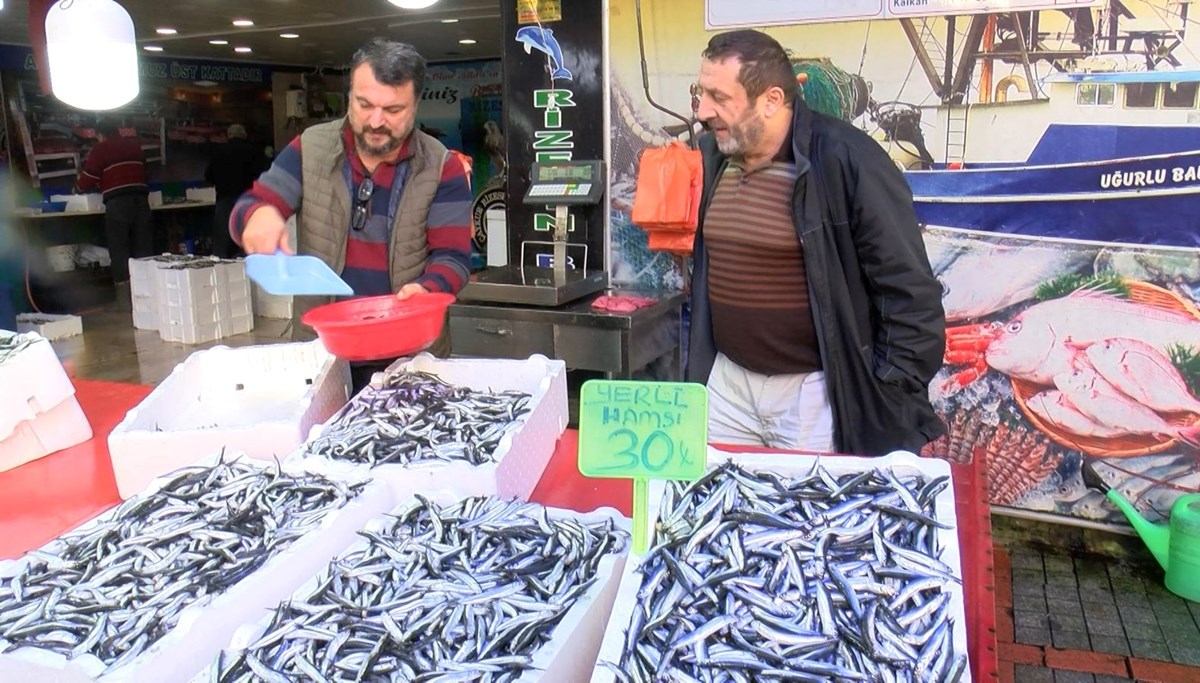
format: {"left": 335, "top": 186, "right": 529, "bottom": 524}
{"left": 501, "top": 0, "right": 606, "bottom": 272}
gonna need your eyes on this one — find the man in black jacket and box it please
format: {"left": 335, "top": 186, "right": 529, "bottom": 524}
{"left": 205, "top": 124, "right": 264, "bottom": 258}
{"left": 687, "top": 29, "right": 945, "bottom": 456}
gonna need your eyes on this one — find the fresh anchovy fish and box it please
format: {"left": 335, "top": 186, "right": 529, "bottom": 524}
{"left": 0, "top": 332, "right": 38, "bottom": 365}
{"left": 210, "top": 496, "right": 628, "bottom": 682}
{"left": 306, "top": 371, "right": 533, "bottom": 467}
{"left": 611, "top": 461, "right": 967, "bottom": 683}
{"left": 0, "top": 457, "right": 364, "bottom": 671}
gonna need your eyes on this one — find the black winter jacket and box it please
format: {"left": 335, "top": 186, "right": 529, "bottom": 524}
{"left": 686, "top": 100, "right": 946, "bottom": 456}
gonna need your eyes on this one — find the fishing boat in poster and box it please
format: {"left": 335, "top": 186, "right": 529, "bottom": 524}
{"left": 876, "top": 3, "right": 1200, "bottom": 246}
{"left": 904, "top": 73, "right": 1200, "bottom": 247}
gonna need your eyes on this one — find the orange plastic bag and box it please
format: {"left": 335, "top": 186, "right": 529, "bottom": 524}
{"left": 646, "top": 230, "right": 696, "bottom": 256}
{"left": 631, "top": 142, "right": 702, "bottom": 232}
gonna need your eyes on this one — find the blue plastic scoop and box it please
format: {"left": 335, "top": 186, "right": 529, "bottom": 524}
{"left": 244, "top": 251, "right": 354, "bottom": 296}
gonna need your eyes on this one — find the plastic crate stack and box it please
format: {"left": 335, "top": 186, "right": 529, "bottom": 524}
{"left": 0, "top": 331, "right": 93, "bottom": 471}
{"left": 129, "top": 255, "right": 254, "bottom": 344}
{"left": 251, "top": 282, "right": 294, "bottom": 319}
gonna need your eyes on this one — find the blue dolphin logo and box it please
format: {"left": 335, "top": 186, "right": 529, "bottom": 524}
{"left": 515, "top": 26, "right": 572, "bottom": 81}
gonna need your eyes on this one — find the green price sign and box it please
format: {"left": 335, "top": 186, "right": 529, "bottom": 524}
{"left": 577, "top": 380, "right": 708, "bottom": 553}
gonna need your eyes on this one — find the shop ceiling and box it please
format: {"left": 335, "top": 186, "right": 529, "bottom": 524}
{"left": 0, "top": 0, "right": 503, "bottom": 66}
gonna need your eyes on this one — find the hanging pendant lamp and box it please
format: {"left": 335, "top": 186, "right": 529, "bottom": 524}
{"left": 45, "top": 0, "right": 139, "bottom": 110}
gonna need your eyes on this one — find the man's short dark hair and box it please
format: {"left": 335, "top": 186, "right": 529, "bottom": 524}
{"left": 352, "top": 38, "right": 426, "bottom": 97}
{"left": 95, "top": 120, "right": 120, "bottom": 138}
{"left": 703, "top": 30, "right": 796, "bottom": 107}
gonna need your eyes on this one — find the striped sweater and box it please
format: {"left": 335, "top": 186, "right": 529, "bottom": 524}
{"left": 230, "top": 125, "right": 472, "bottom": 296}
{"left": 76, "top": 136, "right": 148, "bottom": 201}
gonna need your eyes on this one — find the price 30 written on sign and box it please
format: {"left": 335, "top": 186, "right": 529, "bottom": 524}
{"left": 578, "top": 381, "right": 707, "bottom": 481}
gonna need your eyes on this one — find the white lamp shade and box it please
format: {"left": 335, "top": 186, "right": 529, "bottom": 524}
{"left": 45, "top": 0, "right": 139, "bottom": 110}
{"left": 388, "top": 0, "right": 440, "bottom": 8}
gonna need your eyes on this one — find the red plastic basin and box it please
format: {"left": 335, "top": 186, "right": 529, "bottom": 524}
{"left": 301, "top": 293, "right": 455, "bottom": 362}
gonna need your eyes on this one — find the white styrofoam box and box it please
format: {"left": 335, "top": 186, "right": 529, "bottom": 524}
{"left": 107, "top": 341, "right": 351, "bottom": 499}
{"left": 251, "top": 283, "right": 293, "bottom": 319}
{"left": 156, "top": 262, "right": 220, "bottom": 299}
{"left": 0, "top": 454, "right": 394, "bottom": 683}
{"left": 45, "top": 244, "right": 77, "bottom": 272}
{"left": 51, "top": 193, "right": 103, "bottom": 212}
{"left": 208, "top": 494, "right": 630, "bottom": 683}
{"left": 297, "top": 353, "right": 568, "bottom": 503}
{"left": 15, "top": 313, "right": 83, "bottom": 340}
{"left": 159, "top": 319, "right": 221, "bottom": 345}
{"left": 0, "top": 331, "right": 74, "bottom": 441}
{"left": 0, "top": 395, "right": 92, "bottom": 473}
{"left": 186, "top": 186, "right": 217, "bottom": 203}
{"left": 132, "top": 308, "right": 158, "bottom": 332}
{"left": 224, "top": 297, "right": 252, "bottom": 321}
{"left": 132, "top": 297, "right": 157, "bottom": 332}
{"left": 215, "top": 259, "right": 247, "bottom": 287}
{"left": 223, "top": 314, "right": 253, "bottom": 337}
{"left": 591, "top": 450, "right": 970, "bottom": 683}
{"left": 160, "top": 299, "right": 223, "bottom": 328}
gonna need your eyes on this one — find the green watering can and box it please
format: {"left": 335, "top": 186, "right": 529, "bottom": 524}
{"left": 1083, "top": 461, "right": 1200, "bottom": 603}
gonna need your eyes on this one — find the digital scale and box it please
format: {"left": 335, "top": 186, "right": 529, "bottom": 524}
{"left": 459, "top": 160, "right": 610, "bottom": 307}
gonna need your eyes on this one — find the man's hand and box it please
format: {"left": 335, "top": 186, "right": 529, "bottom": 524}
{"left": 241, "top": 206, "right": 292, "bottom": 254}
{"left": 396, "top": 283, "right": 429, "bottom": 301}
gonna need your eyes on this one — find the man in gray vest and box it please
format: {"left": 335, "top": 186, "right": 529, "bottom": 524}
{"left": 230, "top": 39, "right": 472, "bottom": 388}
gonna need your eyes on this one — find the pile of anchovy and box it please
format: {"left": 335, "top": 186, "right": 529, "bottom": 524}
{"left": 305, "top": 371, "right": 533, "bottom": 467}
{"left": 210, "top": 496, "right": 628, "bottom": 682}
{"left": 608, "top": 461, "right": 967, "bottom": 683}
{"left": 0, "top": 332, "right": 37, "bottom": 365}
{"left": 0, "top": 459, "right": 365, "bottom": 673}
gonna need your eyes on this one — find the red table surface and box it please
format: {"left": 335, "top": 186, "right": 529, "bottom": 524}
{"left": 0, "top": 381, "right": 997, "bottom": 682}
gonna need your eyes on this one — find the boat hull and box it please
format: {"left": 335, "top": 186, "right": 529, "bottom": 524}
{"left": 905, "top": 149, "right": 1200, "bottom": 247}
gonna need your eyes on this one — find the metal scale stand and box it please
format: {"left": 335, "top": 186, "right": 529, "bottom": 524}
{"left": 458, "top": 160, "right": 608, "bottom": 307}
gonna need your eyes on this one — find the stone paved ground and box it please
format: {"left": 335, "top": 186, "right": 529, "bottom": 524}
{"left": 996, "top": 540, "right": 1200, "bottom": 682}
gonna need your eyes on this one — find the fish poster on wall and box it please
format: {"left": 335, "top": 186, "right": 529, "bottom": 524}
{"left": 607, "top": 0, "right": 1200, "bottom": 524}
{"left": 922, "top": 227, "right": 1200, "bottom": 523}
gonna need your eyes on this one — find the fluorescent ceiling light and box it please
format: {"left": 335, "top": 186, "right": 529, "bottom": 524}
{"left": 156, "top": 27, "right": 176, "bottom": 35}
{"left": 232, "top": 19, "right": 254, "bottom": 27}
{"left": 234, "top": 46, "right": 252, "bottom": 53}
{"left": 143, "top": 45, "right": 163, "bottom": 52}
{"left": 458, "top": 39, "right": 476, "bottom": 45}
{"left": 441, "top": 19, "right": 458, "bottom": 23}
{"left": 46, "top": 0, "right": 139, "bottom": 110}
{"left": 280, "top": 33, "right": 300, "bottom": 39}
{"left": 388, "top": 0, "right": 440, "bottom": 8}
{"left": 210, "top": 39, "right": 229, "bottom": 45}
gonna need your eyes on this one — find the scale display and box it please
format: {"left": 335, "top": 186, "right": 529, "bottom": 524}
{"left": 523, "top": 161, "right": 606, "bottom": 205}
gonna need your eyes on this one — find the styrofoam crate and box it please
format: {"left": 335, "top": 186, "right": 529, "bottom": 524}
{"left": 132, "top": 308, "right": 158, "bottom": 332}
{"left": 0, "top": 395, "right": 92, "bottom": 473}
{"left": 186, "top": 186, "right": 217, "bottom": 203}
{"left": 159, "top": 319, "right": 221, "bottom": 344}
{"left": 224, "top": 297, "right": 252, "bottom": 321}
{"left": 160, "top": 299, "right": 223, "bottom": 327}
{"left": 15, "top": 313, "right": 82, "bottom": 340}
{"left": 590, "top": 449, "right": 971, "bottom": 683}
{"left": 295, "top": 353, "right": 568, "bottom": 503}
{"left": 216, "top": 259, "right": 247, "bottom": 286}
{"left": 155, "top": 265, "right": 218, "bottom": 299}
{"left": 251, "top": 283, "right": 293, "bottom": 319}
{"left": 0, "top": 454, "right": 394, "bottom": 683}
{"left": 204, "top": 494, "right": 630, "bottom": 683}
{"left": 107, "top": 341, "right": 351, "bottom": 499}
{"left": 221, "top": 313, "right": 253, "bottom": 337}
{"left": 0, "top": 331, "right": 74, "bottom": 441}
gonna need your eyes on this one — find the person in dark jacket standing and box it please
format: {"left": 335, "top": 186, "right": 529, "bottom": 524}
{"left": 205, "top": 124, "right": 263, "bottom": 258}
{"left": 77, "top": 120, "right": 152, "bottom": 285}
{"left": 687, "top": 30, "right": 946, "bottom": 456}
